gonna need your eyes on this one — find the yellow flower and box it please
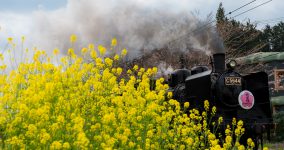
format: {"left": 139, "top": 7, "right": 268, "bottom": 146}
{"left": 81, "top": 48, "right": 88, "bottom": 54}
{"left": 114, "top": 54, "right": 120, "bottom": 60}
{"left": 211, "top": 106, "right": 216, "bottom": 115}
{"left": 180, "top": 145, "right": 185, "bottom": 150}
{"left": 0, "top": 53, "right": 4, "bottom": 61}
{"left": 167, "top": 92, "right": 173, "bottom": 98}
{"left": 232, "top": 118, "right": 236, "bottom": 126}
{"left": 147, "top": 130, "right": 153, "bottom": 138}
{"left": 68, "top": 48, "right": 74, "bottom": 55}
{"left": 133, "top": 65, "right": 139, "bottom": 71}
{"left": 225, "top": 128, "right": 231, "bottom": 136}
{"left": 186, "top": 137, "right": 193, "bottom": 146}
{"left": 218, "top": 117, "right": 223, "bottom": 124}
{"left": 127, "top": 69, "right": 132, "bottom": 74}
{"left": 111, "top": 38, "right": 117, "bottom": 47}
{"left": 136, "top": 116, "right": 142, "bottom": 121}
{"left": 75, "top": 132, "right": 90, "bottom": 148}
{"left": 98, "top": 45, "right": 106, "bottom": 56}
{"left": 247, "top": 138, "right": 252, "bottom": 146}
{"left": 152, "top": 67, "right": 158, "bottom": 74}
{"left": 225, "top": 135, "right": 232, "bottom": 143}
{"left": 105, "top": 58, "right": 113, "bottom": 67}
{"left": 57, "top": 115, "right": 65, "bottom": 123}
{"left": 128, "top": 141, "right": 135, "bottom": 148}
{"left": 89, "top": 43, "right": 95, "bottom": 50}
{"left": 139, "top": 68, "right": 145, "bottom": 73}
{"left": 121, "top": 48, "right": 127, "bottom": 56}
{"left": 204, "top": 100, "right": 209, "bottom": 111}
{"left": 0, "top": 37, "right": 253, "bottom": 150}
{"left": 63, "top": 142, "right": 70, "bottom": 149}
{"left": 53, "top": 48, "right": 59, "bottom": 55}
{"left": 237, "top": 120, "right": 243, "bottom": 127}
{"left": 117, "top": 67, "right": 122, "bottom": 75}
{"left": 70, "top": 34, "right": 77, "bottom": 43}
{"left": 50, "top": 141, "right": 62, "bottom": 150}
{"left": 90, "top": 49, "right": 97, "bottom": 59}
{"left": 7, "top": 37, "right": 13, "bottom": 43}
{"left": 21, "top": 36, "right": 25, "bottom": 42}
{"left": 238, "top": 145, "right": 245, "bottom": 150}
{"left": 263, "top": 147, "right": 269, "bottom": 150}
{"left": 184, "top": 102, "right": 190, "bottom": 108}
{"left": 25, "top": 124, "right": 37, "bottom": 138}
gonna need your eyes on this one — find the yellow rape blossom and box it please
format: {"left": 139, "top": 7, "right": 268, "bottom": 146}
{"left": 21, "top": 36, "right": 25, "bottom": 42}
{"left": 116, "top": 67, "right": 122, "bottom": 75}
{"left": 98, "top": 45, "right": 106, "bottom": 56}
{"left": 81, "top": 47, "right": 88, "bottom": 54}
{"left": 7, "top": 37, "right": 13, "bottom": 43}
{"left": 0, "top": 37, "right": 255, "bottom": 150}
{"left": 121, "top": 48, "right": 127, "bottom": 56}
{"left": 53, "top": 48, "right": 59, "bottom": 55}
{"left": 133, "top": 65, "right": 139, "bottom": 71}
{"left": 70, "top": 34, "right": 77, "bottom": 43}
{"left": 50, "top": 141, "right": 62, "bottom": 150}
{"left": 111, "top": 38, "right": 117, "bottom": 47}
{"left": 63, "top": 142, "right": 70, "bottom": 149}
{"left": 114, "top": 54, "right": 120, "bottom": 60}
{"left": 184, "top": 102, "right": 190, "bottom": 109}
{"left": 204, "top": 100, "right": 209, "bottom": 111}
{"left": 0, "top": 53, "right": 4, "bottom": 61}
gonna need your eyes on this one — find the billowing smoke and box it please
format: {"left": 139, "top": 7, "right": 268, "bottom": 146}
{"left": 157, "top": 62, "right": 174, "bottom": 79}
{"left": 30, "top": 0, "right": 224, "bottom": 57}
{"left": 0, "top": 0, "right": 225, "bottom": 61}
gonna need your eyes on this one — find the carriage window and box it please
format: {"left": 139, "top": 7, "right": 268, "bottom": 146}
{"left": 274, "top": 69, "right": 284, "bottom": 90}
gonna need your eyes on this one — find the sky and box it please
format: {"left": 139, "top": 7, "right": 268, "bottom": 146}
{"left": 0, "top": 0, "right": 282, "bottom": 23}
{"left": 0, "top": 0, "right": 283, "bottom": 70}
{"left": 0, "top": 0, "right": 282, "bottom": 36}
{"left": 0, "top": 0, "right": 67, "bottom": 12}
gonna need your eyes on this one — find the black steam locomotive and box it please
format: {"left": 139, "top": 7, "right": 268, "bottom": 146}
{"left": 167, "top": 53, "right": 272, "bottom": 149}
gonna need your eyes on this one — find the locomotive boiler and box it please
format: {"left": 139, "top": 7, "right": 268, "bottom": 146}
{"left": 168, "top": 53, "right": 273, "bottom": 149}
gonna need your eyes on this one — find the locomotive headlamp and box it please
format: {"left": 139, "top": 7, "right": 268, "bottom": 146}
{"left": 226, "top": 59, "right": 237, "bottom": 69}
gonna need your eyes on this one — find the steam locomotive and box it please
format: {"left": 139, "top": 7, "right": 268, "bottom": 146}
{"left": 167, "top": 53, "right": 273, "bottom": 149}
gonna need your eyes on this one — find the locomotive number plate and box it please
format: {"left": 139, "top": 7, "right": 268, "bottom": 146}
{"left": 225, "top": 77, "right": 241, "bottom": 85}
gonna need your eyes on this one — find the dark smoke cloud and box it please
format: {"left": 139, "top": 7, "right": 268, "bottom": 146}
{"left": 30, "top": 0, "right": 225, "bottom": 57}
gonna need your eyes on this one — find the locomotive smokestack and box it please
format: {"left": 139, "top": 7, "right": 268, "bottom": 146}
{"left": 179, "top": 55, "right": 186, "bottom": 69}
{"left": 213, "top": 53, "right": 225, "bottom": 73}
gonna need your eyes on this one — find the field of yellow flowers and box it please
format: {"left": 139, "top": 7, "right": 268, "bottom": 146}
{"left": 0, "top": 36, "right": 258, "bottom": 149}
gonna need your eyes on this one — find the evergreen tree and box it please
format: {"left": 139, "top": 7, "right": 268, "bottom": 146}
{"left": 271, "top": 22, "right": 284, "bottom": 52}
{"left": 215, "top": 3, "right": 263, "bottom": 58}
{"left": 261, "top": 25, "right": 272, "bottom": 52}
{"left": 216, "top": 3, "right": 226, "bottom": 25}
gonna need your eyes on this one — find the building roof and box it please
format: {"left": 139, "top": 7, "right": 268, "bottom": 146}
{"left": 236, "top": 52, "right": 284, "bottom": 65}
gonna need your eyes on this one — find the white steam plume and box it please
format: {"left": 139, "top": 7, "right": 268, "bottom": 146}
{"left": 0, "top": 0, "right": 225, "bottom": 60}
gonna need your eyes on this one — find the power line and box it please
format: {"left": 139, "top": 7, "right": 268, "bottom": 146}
{"left": 226, "top": 0, "right": 257, "bottom": 15}
{"left": 232, "top": 0, "right": 273, "bottom": 18}
{"left": 188, "top": 0, "right": 259, "bottom": 35}
{"left": 195, "top": 0, "right": 273, "bottom": 35}
{"left": 167, "top": 0, "right": 270, "bottom": 47}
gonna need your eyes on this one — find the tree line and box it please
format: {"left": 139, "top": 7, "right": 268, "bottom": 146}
{"left": 216, "top": 3, "right": 284, "bottom": 58}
